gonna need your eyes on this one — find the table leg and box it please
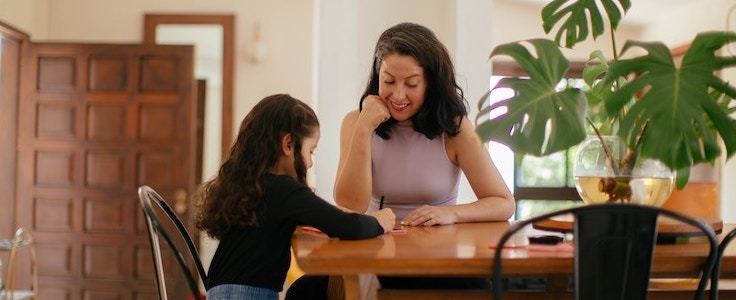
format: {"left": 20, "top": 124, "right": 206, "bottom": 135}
{"left": 327, "top": 275, "right": 345, "bottom": 300}
{"left": 327, "top": 275, "right": 362, "bottom": 300}
{"left": 342, "top": 275, "right": 361, "bottom": 300}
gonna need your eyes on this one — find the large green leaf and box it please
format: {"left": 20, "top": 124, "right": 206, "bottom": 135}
{"left": 542, "top": 0, "right": 631, "bottom": 48}
{"left": 602, "top": 32, "right": 736, "bottom": 171}
{"left": 476, "top": 39, "right": 587, "bottom": 156}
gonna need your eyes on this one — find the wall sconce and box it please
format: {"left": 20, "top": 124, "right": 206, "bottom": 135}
{"left": 248, "top": 21, "right": 267, "bottom": 64}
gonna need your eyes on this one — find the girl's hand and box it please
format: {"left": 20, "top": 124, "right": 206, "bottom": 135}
{"left": 358, "top": 95, "right": 391, "bottom": 129}
{"left": 368, "top": 208, "right": 396, "bottom": 233}
{"left": 402, "top": 205, "right": 456, "bottom": 227}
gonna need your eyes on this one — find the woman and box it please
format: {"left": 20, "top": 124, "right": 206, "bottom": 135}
{"left": 333, "top": 21, "right": 515, "bottom": 291}
{"left": 335, "top": 22, "right": 514, "bottom": 227}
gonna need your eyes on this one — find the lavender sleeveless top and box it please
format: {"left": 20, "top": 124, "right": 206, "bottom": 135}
{"left": 367, "top": 121, "right": 460, "bottom": 220}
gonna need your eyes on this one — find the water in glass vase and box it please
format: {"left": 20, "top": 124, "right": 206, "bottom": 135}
{"left": 574, "top": 176, "right": 675, "bottom": 206}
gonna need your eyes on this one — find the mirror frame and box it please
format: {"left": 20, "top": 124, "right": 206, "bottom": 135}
{"left": 143, "top": 14, "right": 235, "bottom": 160}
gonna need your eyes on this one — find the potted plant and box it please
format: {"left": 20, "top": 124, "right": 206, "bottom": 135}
{"left": 475, "top": 0, "right": 736, "bottom": 205}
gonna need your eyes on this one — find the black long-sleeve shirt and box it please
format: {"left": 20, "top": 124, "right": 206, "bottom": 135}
{"left": 205, "top": 174, "right": 384, "bottom": 291}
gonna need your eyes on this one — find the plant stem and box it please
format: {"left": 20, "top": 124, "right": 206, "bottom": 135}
{"left": 609, "top": 24, "right": 619, "bottom": 62}
{"left": 618, "top": 121, "right": 648, "bottom": 174}
{"left": 587, "top": 118, "right": 617, "bottom": 177}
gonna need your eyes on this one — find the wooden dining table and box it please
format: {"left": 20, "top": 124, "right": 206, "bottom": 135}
{"left": 291, "top": 222, "right": 736, "bottom": 300}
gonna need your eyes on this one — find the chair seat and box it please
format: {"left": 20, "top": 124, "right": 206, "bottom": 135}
{"left": 1, "top": 290, "right": 35, "bottom": 300}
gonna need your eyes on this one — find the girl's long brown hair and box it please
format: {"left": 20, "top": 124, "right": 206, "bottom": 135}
{"left": 194, "top": 94, "right": 319, "bottom": 239}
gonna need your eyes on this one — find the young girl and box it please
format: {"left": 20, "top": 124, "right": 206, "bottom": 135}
{"left": 195, "top": 94, "right": 395, "bottom": 300}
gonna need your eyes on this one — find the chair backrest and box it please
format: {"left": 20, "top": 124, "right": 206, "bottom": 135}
{"left": 493, "top": 203, "right": 718, "bottom": 300}
{"left": 138, "top": 185, "right": 207, "bottom": 300}
{"left": 711, "top": 226, "right": 736, "bottom": 300}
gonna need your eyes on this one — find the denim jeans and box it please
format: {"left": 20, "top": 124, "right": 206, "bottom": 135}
{"left": 207, "top": 284, "right": 278, "bottom": 300}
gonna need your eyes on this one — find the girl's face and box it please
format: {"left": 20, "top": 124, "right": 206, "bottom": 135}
{"left": 299, "top": 128, "right": 320, "bottom": 170}
{"left": 275, "top": 127, "right": 320, "bottom": 179}
{"left": 378, "top": 54, "right": 427, "bottom": 122}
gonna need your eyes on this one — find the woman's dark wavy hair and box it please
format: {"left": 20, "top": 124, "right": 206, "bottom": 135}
{"left": 360, "top": 22, "right": 468, "bottom": 140}
{"left": 194, "top": 94, "right": 319, "bottom": 239}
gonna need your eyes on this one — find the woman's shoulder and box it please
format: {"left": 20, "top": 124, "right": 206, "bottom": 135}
{"left": 446, "top": 115, "right": 472, "bottom": 131}
{"left": 444, "top": 116, "right": 473, "bottom": 136}
{"left": 340, "top": 109, "right": 361, "bottom": 129}
{"left": 444, "top": 116, "right": 480, "bottom": 160}
{"left": 343, "top": 109, "right": 360, "bottom": 121}
{"left": 457, "top": 115, "right": 474, "bottom": 130}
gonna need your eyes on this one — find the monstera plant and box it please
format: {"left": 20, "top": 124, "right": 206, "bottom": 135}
{"left": 476, "top": 0, "right": 736, "bottom": 193}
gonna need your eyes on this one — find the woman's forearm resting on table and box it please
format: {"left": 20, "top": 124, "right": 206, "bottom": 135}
{"left": 454, "top": 196, "right": 515, "bottom": 222}
{"left": 402, "top": 196, "right": 515, "bottom": 226}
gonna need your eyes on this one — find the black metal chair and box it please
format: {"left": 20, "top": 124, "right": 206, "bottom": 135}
{"left": 138, "top": 185, "right": 207, "bottom": 300}
{"left": 492, "top": 203, "right": 718, "bottom": 300}
{"left": 711, "top": 225, "right": 736, "bottom": 300}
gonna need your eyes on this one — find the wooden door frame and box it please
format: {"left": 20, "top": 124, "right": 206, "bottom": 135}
{"left": 143, "top": 14, "right": 235, "bottom": 160}
{"left": 0, "top": 20, "right": 29, "bottom": 239}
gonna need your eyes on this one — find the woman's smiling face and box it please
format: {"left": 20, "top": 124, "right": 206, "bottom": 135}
{"left": 378, "top": 54, "right": 427, "bottom": 122}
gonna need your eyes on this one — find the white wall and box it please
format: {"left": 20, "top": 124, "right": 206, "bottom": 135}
{"left": 641, "top": 0, "right": 727, "bottom": 47}
{"left": 0, "top": 0, "right": 49, "bottom": 38}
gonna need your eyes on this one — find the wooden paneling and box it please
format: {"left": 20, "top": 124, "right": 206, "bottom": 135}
{"left": 17, "top": 42, "right": 195, "bottom": 299}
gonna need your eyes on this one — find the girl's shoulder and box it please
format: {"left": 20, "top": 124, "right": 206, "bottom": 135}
{"left": 267, "top": 174, "right": 304, "bottom": 190}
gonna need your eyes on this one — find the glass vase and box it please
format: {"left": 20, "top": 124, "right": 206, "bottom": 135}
{"left": 573, "top": 135, "right": 675, "bottom": 206}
